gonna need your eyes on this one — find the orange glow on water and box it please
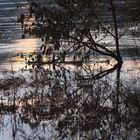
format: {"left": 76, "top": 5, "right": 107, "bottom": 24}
{"left": 0, "top": 38, "right": 41, "bottom": 71}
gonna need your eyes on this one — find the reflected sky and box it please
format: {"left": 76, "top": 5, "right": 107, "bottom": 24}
{"left": 0, "top": 0, "right": 140, "bottom": 139}
{"left": 0, "top": 114, "right": 57, "bottom": 140}
{"left": 0, "top": 38, "right": 42, "bottom": 71}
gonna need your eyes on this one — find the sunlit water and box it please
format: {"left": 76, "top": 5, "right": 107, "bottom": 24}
{"left": 0, "top": 0, "right": 140, "bottom": 140}
{"left": 0, "top": 39, "right": 139, "bottom": 140}
{"left": 0, "top": 38, "right": 42, "bottom": 71}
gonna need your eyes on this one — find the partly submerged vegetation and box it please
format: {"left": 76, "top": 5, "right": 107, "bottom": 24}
{"left": 0, "top": 0, "right": 140, "bottom": 139}
{"left": 0, "top": 63, "right": 140, "bottom": 139}
{"left": 19, "top": 0, "right": 125, "bottom": 64}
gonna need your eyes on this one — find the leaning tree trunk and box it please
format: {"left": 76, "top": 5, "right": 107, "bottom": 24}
{"left": 110, "top": 0, "right": 123, "bottom": 63}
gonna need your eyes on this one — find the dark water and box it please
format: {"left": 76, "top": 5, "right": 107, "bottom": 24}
{"left": 0, "top": 62, "right": 139, "bottom": 140}
{"left": 0, "top": 0, "right": 140, "bottom": 140}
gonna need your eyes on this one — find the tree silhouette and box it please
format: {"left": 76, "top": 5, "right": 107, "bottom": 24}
{"left": 21, "top": 0, "right": 126, "bottom": 64}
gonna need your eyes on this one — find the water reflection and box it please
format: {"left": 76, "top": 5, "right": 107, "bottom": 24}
{"left": 0, "top": 62, "right": 139, "bottom": 139}
{"left": 0, "top": 1, "right": 140, "bottom": 139}
{"left": 0, "top": 38, "right": 42, "bottom": 71}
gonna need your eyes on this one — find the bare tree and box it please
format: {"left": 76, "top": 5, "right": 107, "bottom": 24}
{"left": 22, "top": 0, "right": 125, "bottom": 65}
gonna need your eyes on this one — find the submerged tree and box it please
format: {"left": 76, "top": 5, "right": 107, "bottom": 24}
{"left": 20, "top": 0, "right": 127, "bottom": 65}
{"left": 0, "top": 62, "right": 139, "bottom": 139}
{"left": 56, "top": 0, "right": 123, "bottom": 61}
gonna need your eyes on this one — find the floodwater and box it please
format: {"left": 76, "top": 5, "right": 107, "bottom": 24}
{"left": 0, "top": 38, "right": 42, "bottom": 71}
{"left": 0, "top": 0, "right": 140, "bottom": 140}
{"left": 0, "top": 0, "right": 28, "bottom": 70}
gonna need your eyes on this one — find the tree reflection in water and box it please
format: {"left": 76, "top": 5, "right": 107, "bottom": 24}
{"left": 0, "top": 62, "right": 140, "bottom": 140}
